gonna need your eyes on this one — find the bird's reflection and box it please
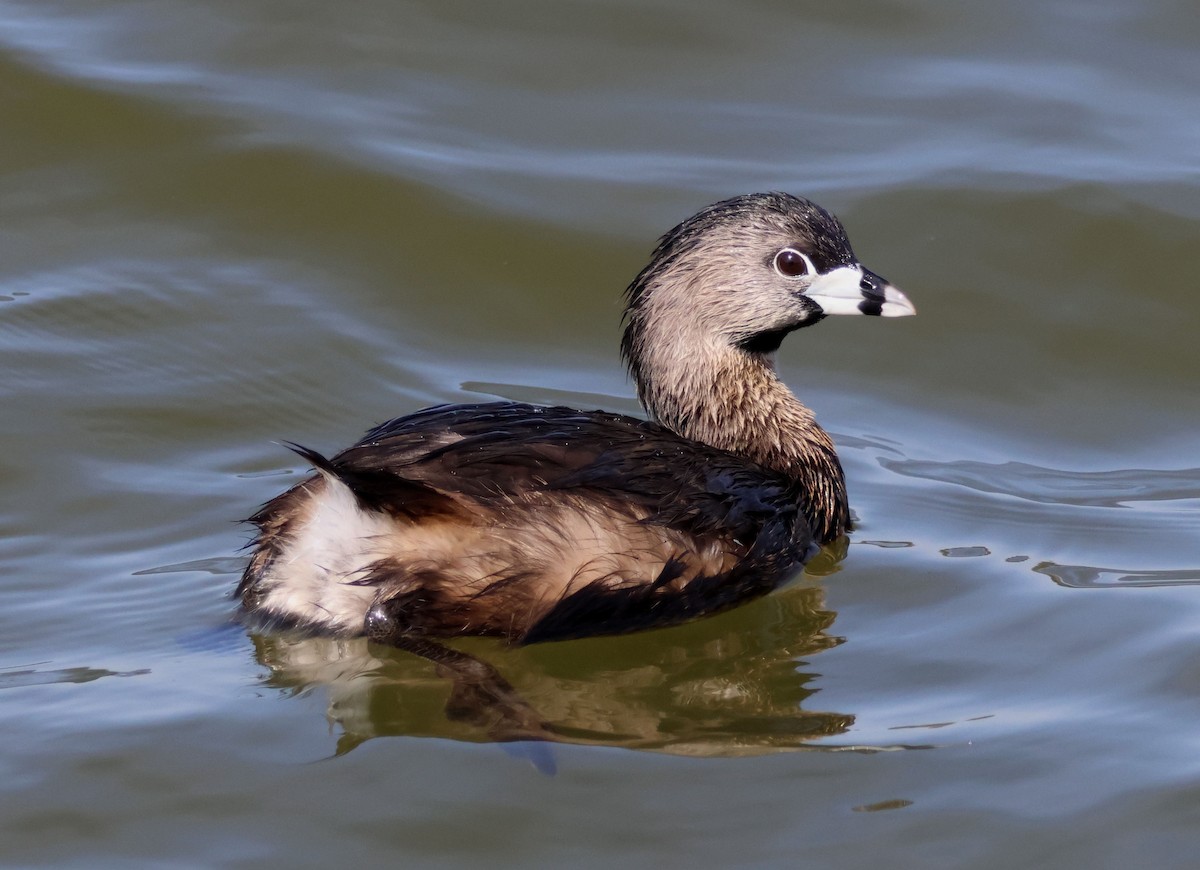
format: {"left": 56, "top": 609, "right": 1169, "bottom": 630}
{"left": 249, "top": 579, "right": 858, "bottom": 762}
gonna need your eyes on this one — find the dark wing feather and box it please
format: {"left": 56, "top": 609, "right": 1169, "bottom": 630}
{"left": 280, "top": 441, "right": 461, "bottom": 520}
{"left": 332, "top": 401, "right": 808, "bottom": 547}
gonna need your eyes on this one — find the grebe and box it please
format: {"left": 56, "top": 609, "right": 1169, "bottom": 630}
{"left": 238, "top": 193, "right": 914, "bottom": 646}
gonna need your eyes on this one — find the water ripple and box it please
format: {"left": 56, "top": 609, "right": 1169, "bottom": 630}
{"left": 879, "top": 458, "right": 1200, "bottom": 508}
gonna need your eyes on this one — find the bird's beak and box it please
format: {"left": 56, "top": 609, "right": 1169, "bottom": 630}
{"left": 804, "top": 266, "right": 916, "bottom": 317}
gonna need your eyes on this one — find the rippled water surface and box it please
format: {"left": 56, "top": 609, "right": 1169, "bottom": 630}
{"left": 3, "top": 1, "right": 1199, "bottom": 866}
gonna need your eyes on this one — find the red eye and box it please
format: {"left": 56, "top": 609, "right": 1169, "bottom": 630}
{"left": 774, "top": 248, "right": 810, "bottom": 277}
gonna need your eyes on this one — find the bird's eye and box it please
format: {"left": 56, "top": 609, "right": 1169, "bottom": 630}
{"left": 773, "top": 248, "right": 812, "bottom": 278}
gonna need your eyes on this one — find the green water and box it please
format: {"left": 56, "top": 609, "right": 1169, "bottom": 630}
{"left": 2, "top": 1, "right": 1199, "bottom": 867}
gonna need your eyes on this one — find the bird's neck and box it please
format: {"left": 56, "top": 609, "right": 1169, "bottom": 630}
{"left": 633, "top": 337, "right": 849, "bottom": 542}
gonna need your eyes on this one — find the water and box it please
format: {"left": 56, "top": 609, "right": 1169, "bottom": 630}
{"left": 2, "top": 0, "right": 1199, "bottom": 866}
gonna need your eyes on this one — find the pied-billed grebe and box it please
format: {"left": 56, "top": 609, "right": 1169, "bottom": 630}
{"left": 238, "top": 193, "right": 914, "bottom": 646}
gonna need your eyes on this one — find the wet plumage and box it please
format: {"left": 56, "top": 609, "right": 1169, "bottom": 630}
{"left": 238, "top": 193, "right": 914, "bottom": 645}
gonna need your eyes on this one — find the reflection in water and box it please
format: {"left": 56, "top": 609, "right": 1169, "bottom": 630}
{"left": 248, "top": 585, "right": 871, "bottom": 762}
{"left": 852, "top": 799, "right": 914, "bottom": 813}
{"left": 1034, "top": 562, "right": 1200, "bottom": 588}
{"left": 0, "top": 666, "right": 150, "bottom": 690}
{"left": 940, "top": 546, "right": 991, "bottom": 558}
